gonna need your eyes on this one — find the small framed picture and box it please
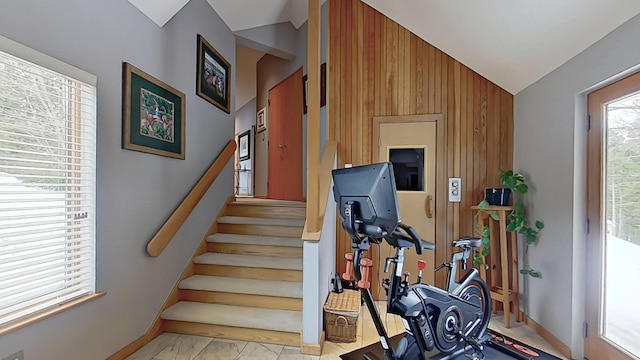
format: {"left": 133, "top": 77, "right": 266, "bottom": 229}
{"left": 302, "top": 63, "right": 326, "bottom": 114}
{"left": 256, "top": 107, "right": 267, "bottom": 133}
{"left": 238, "top": 130, "right": 250, "bottom": 161}
{"left": 122, "top": 62, "right": 185, "bottom": 159}
{"left": 196, "top": 34, "right": 230, "bottom": 113}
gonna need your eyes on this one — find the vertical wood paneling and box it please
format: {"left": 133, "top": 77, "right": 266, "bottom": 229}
{"left": 479, "top": 77, "right": 488, "bottom": 200}
{"left": 404, "top": 30, "right": 412, "bottom": 113}
{"left": 328, "top": 0, "right": 338, "bottom": 142}
{"left": 374, "top": 11, "right": 382, "bottom": 117}
{"left": 465, "top": 69, "right": 475, "bottom": 236}
{"left": 414, "top": 38, "right": 423, "bottom": 113}
{"left": 364, "top": 5, "right": 375, "bottom": 165}
{"left": 428, "top": 45, "right": 435, "bottom": 112}
{"left": 350, "top": 3, "right": 357, "bottom": 165}
{"left": 486, "top": 84, "right": 499, "bottom": 187}
{"left": 338, "top": 0, "right": 346, "bottom": 165}
{"left": 328, "top": 0, "right": 513, "bottom": 288}
{"left": 356, "top": 2, "right": 364, "bottom": 166}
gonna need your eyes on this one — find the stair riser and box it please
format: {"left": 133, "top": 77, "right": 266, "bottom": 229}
{"left": 193, "top": 264, "right": 303, "bottom": 282}
{"left": 206, "top": 243, "right": 303, "bottom": 258}
{"left": 180, "top": 290, "right": 302, "bottom": 311}
{"left": 218, "top": 223, "right": 303, "bottom": 238}
{"left": 226, "top": 204, "right": 305, "bottom": 219}
{"left": 162, "top": 320, "right": 300, "bottom": 347}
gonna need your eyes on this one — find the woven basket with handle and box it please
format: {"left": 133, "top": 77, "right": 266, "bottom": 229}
{"left": 323, "top": 289, "right": 360, "bottom": 342}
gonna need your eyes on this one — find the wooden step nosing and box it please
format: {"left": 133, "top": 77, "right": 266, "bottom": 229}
{"left": 194, "top": 253, "right": 303, "bottom": 271}
{"left": 161, "top": 302, "right": 302, "bottom": 333}
{"left": 162, "top": 321, "right": 300, "bottom": 347}
{"left": 178, "top": 275, "right": 303, "bottom": 298}
{"left": 193, "top": 262, "right": 303, "bottom": 271}
{"left": 193, "top": 264, "right": 303, "bottom": 282}
{"left": 206, "top": 234, "right": 302, "bottom": 248}
{"left": 231, "top": 201, "right": 306, "bottom": 208}
{"left": 217, "top": 216, "right": 305, "bottom": 227}
{"left": 179, "top": 289, "right": 303, "bottom": 311}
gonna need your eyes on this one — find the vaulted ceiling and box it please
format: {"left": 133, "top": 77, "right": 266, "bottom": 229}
{"left": 129, "top": 0, "right": 640, "bottom": 94}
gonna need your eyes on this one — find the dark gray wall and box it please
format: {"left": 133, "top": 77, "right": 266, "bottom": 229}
{"left": 514, "top": 12, "right": 640, "bottom": 358}
{"left": 0, "top": 0, "right": 235, "bottom": 358}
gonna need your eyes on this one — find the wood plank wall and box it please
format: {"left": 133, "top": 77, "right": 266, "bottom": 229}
{"left": 328, "top": 0, "right": 514, "bottom": 288}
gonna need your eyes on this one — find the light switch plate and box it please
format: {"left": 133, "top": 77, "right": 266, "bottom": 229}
{"left": 449, "top": 178, "right": 461, "bottom": 202}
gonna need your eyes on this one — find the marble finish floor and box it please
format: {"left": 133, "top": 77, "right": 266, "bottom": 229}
{"left": 127, "top": 302, "right": 568, "bottom": 360}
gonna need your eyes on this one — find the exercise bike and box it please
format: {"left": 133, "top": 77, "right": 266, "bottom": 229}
{"left": 332, "top": 162, "right": 492, "bottom": 360}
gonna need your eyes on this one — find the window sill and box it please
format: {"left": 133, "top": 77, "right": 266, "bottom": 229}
{"left": 0, "top": 292, "right": 106, "bottom": 337}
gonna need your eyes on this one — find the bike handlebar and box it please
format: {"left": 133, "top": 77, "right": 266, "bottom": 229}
{"left": 393, "top": 223, "right": 435, "bottom": 255}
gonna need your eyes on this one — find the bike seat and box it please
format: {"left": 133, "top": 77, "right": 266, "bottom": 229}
{"left": 453, "top": 237, "right": 482, "bottom": 248}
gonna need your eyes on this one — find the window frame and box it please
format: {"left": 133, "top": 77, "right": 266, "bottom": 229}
{"left": 0, "top": 34, "right": 104, "bottom": 336}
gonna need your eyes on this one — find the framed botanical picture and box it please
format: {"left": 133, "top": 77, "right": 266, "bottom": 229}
{"left": 122, "top": 62, "right": 185, "bottom": 159}
{"left": 196, "top": 34, "right": 230, "bottom": 113}
{"left": 256, "top": 107, "right": 267, "bottom": 133}
{"left": 238, "top": 130, "right": 250, "bottom": 161}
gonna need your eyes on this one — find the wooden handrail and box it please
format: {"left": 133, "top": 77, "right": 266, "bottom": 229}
{"left": 302, "top": 140, "right": 337, "bottom": 241}
{"left": 146, "top": 140, "right": 237, "bottom": 257}
{"left": 318, "top": 140, "right": 337, "bottom": 220}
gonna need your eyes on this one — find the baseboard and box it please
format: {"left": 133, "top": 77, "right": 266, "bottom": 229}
{"left": 106, "top": 320, "right": 163, "bottom": 360}
{"left": 523, "top": 314, "right": 572, "bottom": 359}
{"left": 301, "top": 331, "right": 325, "bottom": 355}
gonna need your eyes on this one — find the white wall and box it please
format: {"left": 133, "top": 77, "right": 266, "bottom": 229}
{"left": 235, "top": 98, "right": 256, "bottom": 195}
{"left": 0, "top": 0, "right": 235, "bottom": 358}
{"left": 302, "top": 172, "right": 337, "bottom": 345}
{"left": 514, "top": 12, "right": 640, "bottom": 358}
{"left": 235, "top": 22, "right": 299, "bottom": 60}
{"left": 235, "top": 45, "right": 264, "bottom": 111}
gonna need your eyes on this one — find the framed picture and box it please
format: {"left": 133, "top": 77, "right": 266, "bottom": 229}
{"left": 122, "top": 62, "right": 185, "bottom": 159}
{"left": 302, "top": 62, "right": 326, "bottom": 114}
{"left": 237, "top": 130, "right": 250, "bottom": 161}
{"left": 257, "top": 107, "right": 267, "bottom": 133}
{"left": 196, "top": 34, "right": 231, "bottom": 113}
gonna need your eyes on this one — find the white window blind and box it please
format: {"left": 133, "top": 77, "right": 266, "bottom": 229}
{"left": 0, "top": 36, "right": 97, "bottom": 327}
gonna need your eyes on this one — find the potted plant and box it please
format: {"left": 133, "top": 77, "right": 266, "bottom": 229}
{"left": 474, "top": 170, "right": 544, "bottom": 277}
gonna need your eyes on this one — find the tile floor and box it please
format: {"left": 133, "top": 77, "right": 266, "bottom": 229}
{"left": 127, "top": 303, "right": 568, "bottom": 360}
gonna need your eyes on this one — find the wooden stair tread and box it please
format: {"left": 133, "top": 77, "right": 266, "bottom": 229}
{"left": 194, "top": 253, "right": 303, "bottom": 270}
{"left": 217, "top": 216, "right": 304, "bottom": 227}
{"left": 232, "top": 199, "right": 306, "bottom": 207}
{"left": 207, "top": 233, "right": 302, "bottom": 247}
{"left": 161, "top": 302, "right": 302, "bottom": 333}
{"left": 179, "top": 275, "right": 303, "bottom": 298}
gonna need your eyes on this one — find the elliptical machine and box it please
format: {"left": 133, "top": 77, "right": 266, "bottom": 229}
{"left": 332, "top": 162, "right": 492, "bottom": 360}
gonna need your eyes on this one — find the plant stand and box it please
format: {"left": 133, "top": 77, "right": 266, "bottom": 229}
{"left": 471, "top": 205, "right": 521, "bottom": 328}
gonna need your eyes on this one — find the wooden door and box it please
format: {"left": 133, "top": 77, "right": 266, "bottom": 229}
{"left": 585, "top": 71, "right": 640, "bottom": 360}
{"left": 371, "top": 115, "right": 439, "bottom": 298}
{"left": 268, "top": 68, "right": 303, "bottom": 201}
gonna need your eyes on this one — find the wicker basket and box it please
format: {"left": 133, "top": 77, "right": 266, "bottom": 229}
{"left": 324, "top": 289, "right": 361, "bottom": 342}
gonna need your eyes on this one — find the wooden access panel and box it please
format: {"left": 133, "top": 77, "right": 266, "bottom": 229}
{"left": 328, "top": 0, "right": 514, "bottom": 289}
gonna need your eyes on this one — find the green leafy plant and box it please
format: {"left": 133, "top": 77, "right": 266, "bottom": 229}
{"left": 473, "top": 170, "right": 544, "bottom": 277}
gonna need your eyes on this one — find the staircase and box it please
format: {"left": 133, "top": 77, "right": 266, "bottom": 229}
{"left": 161, "top": 198, "right": 306, "bottom": 346}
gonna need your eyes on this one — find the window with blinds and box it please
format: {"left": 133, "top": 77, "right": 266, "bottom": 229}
{"left": 0, "top": 37, "right": 97, "bottom": 327}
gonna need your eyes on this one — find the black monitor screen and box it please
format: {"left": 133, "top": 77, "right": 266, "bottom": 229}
{"left": 332, "top": 162, "right": 401, "bottom": 237}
